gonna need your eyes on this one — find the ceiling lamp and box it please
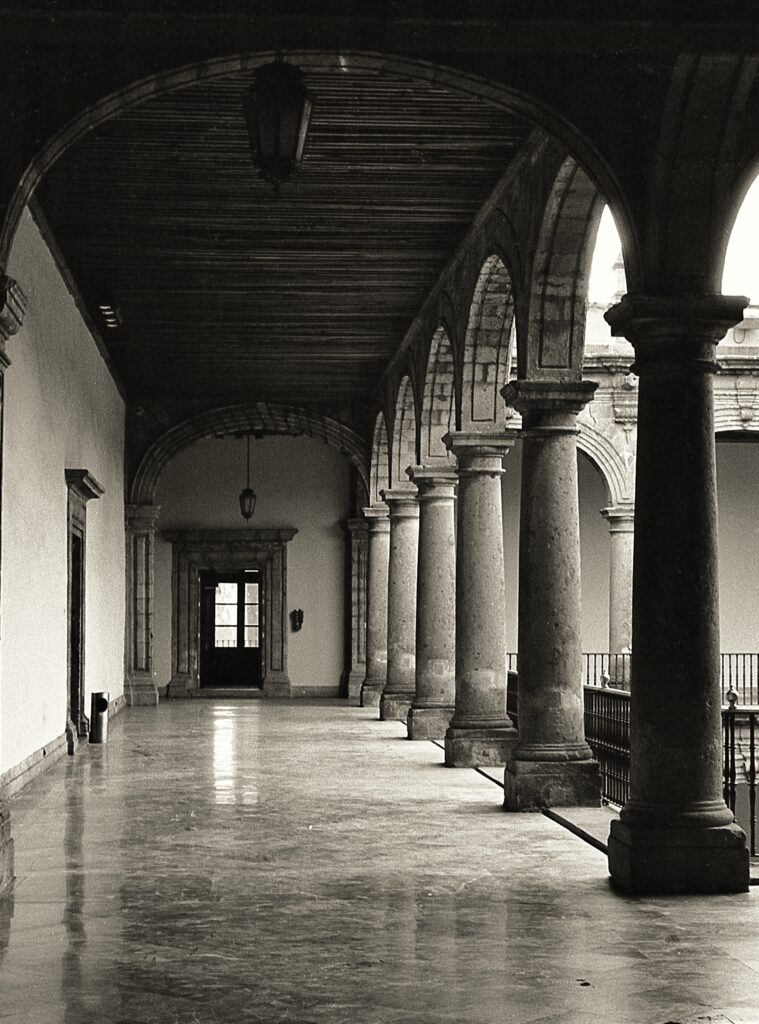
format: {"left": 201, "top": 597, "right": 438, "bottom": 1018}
{"left": 239, "top": 435, "right": 257, "bottom": 522}
{"left": 242, "top": 53, "right": 314, "bottom": 197}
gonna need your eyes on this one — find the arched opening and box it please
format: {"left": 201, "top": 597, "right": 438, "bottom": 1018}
{"left": 420, "top": 326, "right": 455, "bottom": 462}
{"left": 369, "top": 412, "right": 390, "bottom": 507}
{"left": 722, "top": 172, "right": 759, "bottom": 307}
{"left": 462, "top": 255, "right": 514, "bottom": 427}
{"left": 391, "top": 376, "right": 417, "bottom": 488}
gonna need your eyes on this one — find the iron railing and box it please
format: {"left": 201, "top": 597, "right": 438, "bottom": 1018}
{"left": 724, "top": 704, "right": 758, "bottom": 856}
{"left": 583, "top": 685, "right": 630, "bottom": 807}
{"left": 506, "top": 652, "right": 759, "bottom": 703}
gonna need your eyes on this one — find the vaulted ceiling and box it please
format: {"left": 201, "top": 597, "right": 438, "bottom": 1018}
{"left": 35, "top": 59, "right": 533, "bottom": 428}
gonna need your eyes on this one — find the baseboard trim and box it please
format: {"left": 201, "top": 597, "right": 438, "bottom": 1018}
{"left": 289, "top": 685, "right": 341, "bottom": 698}
{"left": 1, "top": 732, "right": 68, "bottom": 800}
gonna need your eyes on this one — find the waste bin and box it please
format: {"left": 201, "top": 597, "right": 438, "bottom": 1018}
{"left": 89, "top": 691, "right": 109, "bottom": 744}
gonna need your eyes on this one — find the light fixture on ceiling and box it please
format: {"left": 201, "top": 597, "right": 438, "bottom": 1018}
{"left": 242, "top": 52, "right": 314, "bottom": 197}
{"left": 239, "top": 434, "right": 257, "bottom": 522}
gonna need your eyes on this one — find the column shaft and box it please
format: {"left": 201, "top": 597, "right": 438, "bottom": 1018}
{"left": 407, "top": 467, "right": 457, "bottom": 740}
{"left": 605, "top": 294, "right": 749, "bottom": 894}
{"left": 345, "top": 518, "right": 369, "bottom": 699}
{"left": 502, "top": 381, "right": 600, "bottom": 809}
{"left": 379, "top": 489, "right": 419, "bottom": 723}
{"left": 360, "top": 507, "right": 390, "bottom": 707}
{"left": 443, "top": 431, "right": 517, "bottom": 766}
{"left": 602, "top": 506, "right": 634, "bottom": 685}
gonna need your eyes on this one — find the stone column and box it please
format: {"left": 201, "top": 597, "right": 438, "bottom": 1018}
{"left": 379, "top": 489, "right": 419, "bottom": 723}
{"left": 125, "top": 504, "right": 160, "bottom": 706}
{"left": 406, "top": 466, "right": 457, "bottom": 740}
{"left": 601, "top": 505, "right": 634, "bottom": 687}
{"left": 443, "top": 431, "right": 518, "bottom": 766}
{"left": 605, "top": 293, "right": 749, "bottom": 894}
{"left": 345, "top": 518, "right": 368, "bottom": 699}
{"left": 360, "top": 506, "right": 390, "bottom": 707}
{"left": 502, "top": 381, "right": 601, "bottom": 809}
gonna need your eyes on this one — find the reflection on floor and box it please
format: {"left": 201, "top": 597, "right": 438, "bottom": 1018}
{"left": 1, "top": 699, "right": 758, "bottom": 1024}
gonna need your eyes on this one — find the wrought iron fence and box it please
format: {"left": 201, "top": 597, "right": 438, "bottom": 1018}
{"left": 721, "top": 653, "right": 759, "bottom": 705}
{"left": 724, "top": 704, "right": 758, "bottom": 856}
{"left": 583, "top": 685, "right": 630, "bottom": 807}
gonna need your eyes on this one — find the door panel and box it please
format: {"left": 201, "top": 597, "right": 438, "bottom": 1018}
{"left": 200, "top": 569, "right": 262, "bottom": 687}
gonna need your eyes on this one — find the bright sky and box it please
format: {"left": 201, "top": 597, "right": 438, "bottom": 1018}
{"left": 722, "top": 176, "right": 759, "bottom": 304}
{"left": 588, "top": 187, "right": 759, "bottom": 308}
{"left": 588, "top": 206, "right": 623, "bottom": 306}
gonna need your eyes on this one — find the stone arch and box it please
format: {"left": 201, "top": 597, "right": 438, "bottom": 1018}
{"left": 522, "top": 156, "right": 605, "bottom": 381}
{"left": 130, "top": 402, "right": 369, "bottom": 506}
{"left": 576, "top": 422, "right": 631, "bottom": 507}
{"left": 369, "top": 412, "right": 390, "bottom": 507}
{"left": 420, "top": 326, "right": 456, "bottom": 462}
{"left": 462, "top": 254, "right": 515, "bottom": 428}
{"left": 0, "top": 51, "right": 633, "bottom": 271}
{"left": 391, "top": 376, "right": 417, "bottom": 488}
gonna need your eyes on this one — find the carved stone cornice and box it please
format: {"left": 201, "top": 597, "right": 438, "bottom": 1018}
{"left": 161, "top": 528, "right": 297, "bottom": 544}
{"left": 65, "top": 469, "right": 104, "bottom": 503}
{"left": 0, "top": 274, "right": 26, "bottom": 343}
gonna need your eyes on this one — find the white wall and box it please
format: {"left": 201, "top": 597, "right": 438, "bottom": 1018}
{"left": 154, "top": 435, "right": 350, "bottom": 692}
{"left": 717, "top": 441, "right": 759, "bottom": 650}
{"left": 1, "top": 207, "right": 126, "bottom": 774}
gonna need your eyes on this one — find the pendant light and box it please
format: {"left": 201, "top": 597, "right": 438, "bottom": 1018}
{"left": 239, "top": 435, "right": 257, "bottom": 521}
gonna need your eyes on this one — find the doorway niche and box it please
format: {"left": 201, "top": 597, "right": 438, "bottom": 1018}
{"left": 163, "top": 528, "right": 296, "bottom": 697}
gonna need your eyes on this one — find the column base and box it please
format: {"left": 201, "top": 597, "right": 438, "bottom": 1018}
{"left": 0, "top": 799, "right": 13, "bottom": 894}
{"left": 263, "top": 677, "right": 291, "bottom": 698}
{"left": 379, "top": 692, "right": 413, "bottom": 723}
{"left": 407, "top": 705, "right": 454, "bottom": 740}
{"left": 503, "top": 758, "right": 601, "bottom": 810}
{"left": 360, "top": 682, "right": 383, "bottom": 708}
{"left": 127, "top": 679, "right": 159, "bottom": 706}
{"left": 166, "top": 674, "right": 192, "bottom": 698}
{"left": 346, "top": 668, "right": 366, "bottom": 700}
{"left": 608, "top": 818, "right": 749, "bottom": 895}
{"left": 445, "top": 725, "right": 518, "bottom": 767}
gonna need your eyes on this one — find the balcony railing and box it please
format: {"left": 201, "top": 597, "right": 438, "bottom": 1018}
{"left": 507, "top": 652, "right": 759, "bottom": 703}
{"left": 506, "top": 664, "right": 758, "bottom": 854}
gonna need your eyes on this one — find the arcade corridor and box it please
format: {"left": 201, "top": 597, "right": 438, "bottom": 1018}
{"left": 2, "top": 700, "right": 758, "bottom": 1024}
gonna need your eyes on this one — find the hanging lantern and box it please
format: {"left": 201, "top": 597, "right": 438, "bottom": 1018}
{"left": 242, "top": 54, "right": 314, "bottom": 196}
{"left": 239, "top": 435, "right": 257, "bottom": 521}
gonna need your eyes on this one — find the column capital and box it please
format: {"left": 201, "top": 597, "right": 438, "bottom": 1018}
{"left": 442, "top": 429, "right": 517, "bottom": 475}
{"left": 0, "top": 273, "right": 27, "bottom": 346}
{"left": 601, "top": 505, "right": 635, "bottom": 531}
{"left": 346, "top": 517, "right": 369, "bottom": 536}
{"left": 380, "top": 488, "right": 419, "bottom": 518}
{"left": 406, "top": 465, "right": 457, "bottom": 500}
{"left": 605, "top": 293, "right": 747, "bottom": 375}
{"left": 502, "top": 379, "right": 597, "bottom": 433}
{"left": 125, "top": 503, "right": 161, "bottom": 530}
{"left": 362, "top": 504, "right": 390, "bottom": 532}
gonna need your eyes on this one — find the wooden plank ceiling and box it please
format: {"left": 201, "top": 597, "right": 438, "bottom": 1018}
{"left": 36, "top": 62, "right": 532, "bottom": 417}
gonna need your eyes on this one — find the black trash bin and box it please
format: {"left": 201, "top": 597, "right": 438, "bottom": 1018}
{"left": 89, "top": 691, "right": 110, "bottom": 744}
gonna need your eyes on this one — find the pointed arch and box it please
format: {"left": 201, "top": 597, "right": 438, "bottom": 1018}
{"left": 523, "top": 157, "right": 605, "bottom": 380}
{"left": 391, "top": 376, "right": 417, "bottom": 488}
{"left": 421, "top": 326, "right": 456, "bottom": 463}
{"left": 462, "top": 254, "right": 515, "bottom": 428}
{"left": 369, "top": 412, "right": 390, "bottom": 507}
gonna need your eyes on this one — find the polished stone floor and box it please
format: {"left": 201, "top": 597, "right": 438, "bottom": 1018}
{"left": 2, "top": 700, "right": 759, "bottom": 1024}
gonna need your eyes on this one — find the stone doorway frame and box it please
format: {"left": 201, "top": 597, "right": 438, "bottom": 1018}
{"left": 163, "top": 529, "right": 297, "bottom": 698}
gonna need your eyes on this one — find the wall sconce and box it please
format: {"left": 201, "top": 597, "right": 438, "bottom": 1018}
{"left": 291, "top": 609, "right": 304, "bottom": 632}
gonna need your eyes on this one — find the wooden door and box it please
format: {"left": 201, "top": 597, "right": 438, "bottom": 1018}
{"left": 199, "top": 569, "right": 262, "bottom": 688}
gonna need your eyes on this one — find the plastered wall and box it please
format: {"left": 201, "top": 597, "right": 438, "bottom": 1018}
{"left": 154, "top": 435, "right": 350, "bottom": 693}
{"left": 1, "top": 207, "right": 125, "bottom": 774}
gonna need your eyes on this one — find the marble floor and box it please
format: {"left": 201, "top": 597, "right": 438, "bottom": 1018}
{"left": 2, "top": 699, "right": 759, "bottom": 1024}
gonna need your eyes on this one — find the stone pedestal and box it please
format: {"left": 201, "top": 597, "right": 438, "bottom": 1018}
{"left": 125, "top": 504, "right": 160, "bottom": 707}
{"left": 360, "top": 507, "right": 390, "bottom": 708}
{"left": 345, "top": 518, "right": 368, "bottom": 699}
{"left": 379, "top": 489, "right": 419, "bottom": 723}
{"left": 601, "top": 505, "right": 635, "bottom": 658}
{"left": 406, "top": 467, "right": 456, "bottom": 740}
{"left": 442, "top": 431, "right": 518, "bottom": 766}
{"left": 604, "top": 293, "right": 750, "bottom": 894}
{"left": 502, "top": 381, "right": 600, "bottom": 809}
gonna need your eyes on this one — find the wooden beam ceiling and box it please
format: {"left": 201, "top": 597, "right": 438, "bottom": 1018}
{"left": 36, "top": 61, "right": 532, "bottom": 417}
